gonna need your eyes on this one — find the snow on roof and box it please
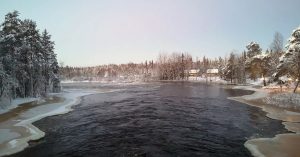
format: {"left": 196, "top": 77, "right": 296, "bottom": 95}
{"left": 189, "top": 69, "right": 200, "bottom": 73}
{"left": 253, "top": 53, "right": 268, "bottom": 59}
{"left": 206, "top": 69, "right": 218, "bottom": 74}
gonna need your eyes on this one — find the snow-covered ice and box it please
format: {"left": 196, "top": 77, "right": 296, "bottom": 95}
{"left": 0, "top": 87, "right": 114, "bottom": 157}
{"left": 0, "top": 98, "right": 40, "bottom": 115}
{"left": 229, "top": 84, "right": 300, "bottom": 157}
{"left": 263, "top": 93, "right": 300, "bottom": 110}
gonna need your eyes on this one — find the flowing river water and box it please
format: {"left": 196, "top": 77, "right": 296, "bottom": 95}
{"left": 8, "top": 82, "right": 288, "bottom": 157}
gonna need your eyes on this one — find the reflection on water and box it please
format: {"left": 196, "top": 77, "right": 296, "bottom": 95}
{"left": 10, "top": 82, "right": 288, "bottom": 157}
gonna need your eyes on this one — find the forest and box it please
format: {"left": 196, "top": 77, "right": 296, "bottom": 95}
{"left": 60, "top": 27, "right": 300, "bottom": 93}
{"left": 0, "top": 11, "right": 60, "bottom": 103}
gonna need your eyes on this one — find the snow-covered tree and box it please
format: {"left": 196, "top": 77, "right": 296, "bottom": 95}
{"left": 224, "top": 52, "right": 237, "bottom": 83}
{"left": 0, "top": 63, "right": 16, "bottom": 100}
{"left": 245, "top": 42, "right": 264, "bottom": 81}
{"left": 156, "top": 52, "right": 193, "bottom": 80}
{"left": 217, "top": 56, "right": 226, "bottom": 79}
{"left": 0, "top": 11, "right": 22, "bottom": 98}
{"left": 245, "top": 53, "right": 271, "bottom": 86}
{"left": 236, "top": 51, "right": 247, "bottom": 84}
{"left": 41, "top": 29, "right": 60, "bottom": 93}
{"left": 246, "top": 42, "right": 262, "bottom": 58}
{"left": 0, "top": 11, "right": 60, "bottom": 103}
{"left": 275, "top": 26, "right": 300, "bottom": 93}
{"left": 269, "top": 32, "right": 285, "bottom": 77}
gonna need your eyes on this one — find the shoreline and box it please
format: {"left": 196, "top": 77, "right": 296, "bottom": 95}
{"left": 0, "top": 89, "right": 103, "bottom": 157}
{"left": 1, "top": 82, "right": 299, "bottom": 157}
{"left": 229, "top": 85, "right": 300, "bottom": 157}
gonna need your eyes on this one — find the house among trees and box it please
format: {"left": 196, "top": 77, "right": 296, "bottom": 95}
{"left": 188, "top": 69, "right": 200, "bottom": 77}
{"left": 206, "top": 68, "right": 219, "bottom": 82}
{"left": 206, "top": 69, "right": 219, "bottom": 76}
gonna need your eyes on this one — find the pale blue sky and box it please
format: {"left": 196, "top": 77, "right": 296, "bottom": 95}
{"left": 1, "top": 0, "right": 300, "bottom": 66}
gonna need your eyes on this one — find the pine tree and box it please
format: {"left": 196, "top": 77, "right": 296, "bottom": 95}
{"left": 245, "top": 42, "right": 263, "bottom": 81}
{"left": 224, "top": 52, "right": 237, "bottom": 83}
{"left": 0, "top": 11, "right": 22, "bottom": 98}
{"left": 275, "top": 26, "right": 300, "bottom": 93}
{"left": 246, "top": 53, "right": 271, "bottom": 86}
{"left": 0, "top": 11, "right": 60, "bottom": 104}
{"left": 41, "top": 29, "right": 58, "bottom": 93}
{"left": 246, "top": 42, "right": 262, "bottom": 58}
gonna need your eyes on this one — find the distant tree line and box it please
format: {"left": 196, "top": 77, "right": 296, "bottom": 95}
{"left": 60, "top": 26, "right": 300, "bottom": 93}
{"left": 0, "top": 11, "right": 60, "bottom": 102}
{"left": 60, "top": 61, "right": 155, "bottom": 82}
{"left": 60, "top": 54, "right": 226, "bottom": 82}
{"left": 156, "top": 52, "right": 226, "bottom": 80}
{"left": 60, "top": 53, "right": 226, "bottom": 82}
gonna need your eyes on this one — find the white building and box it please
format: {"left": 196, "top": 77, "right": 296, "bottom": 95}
{"left": 206, "top": 69, "right": 219, "bottom": 74}
{"left": 189, "top": 69, "right": 200, "bottom": 76}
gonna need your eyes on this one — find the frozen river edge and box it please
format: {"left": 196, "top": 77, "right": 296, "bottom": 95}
{"left": 1, "top": 83, "right": 299, "bottom": 157}
{"left": 229, "top": 86, "right": 300, "bottom": 157}
{"left": 0, "top": 89, "right": 111, "bottom": 157}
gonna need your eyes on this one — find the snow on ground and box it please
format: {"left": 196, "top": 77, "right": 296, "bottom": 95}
{"left": 248, "top": 79, "right": 264, "bottom": 86}
{"left": 283, "top": 122, "right": 300, "bottom": 133}
{"left": 0, "top": 88, "right": 114, "bottom": 157}
{"left": 229, "top": 83, "right": 300, "bottom": 157}
{"left": 17, "top": 90, "right": 96, "bottom": 126}
{"left": 245, "top": 133, "right": 300, "bottom": 157}
{"left": 0, "top": 129, "right": 19, "bottom": 144}
{"left": 232, "top": 85, "right": 269, "bottom": 100}
{"left": 60, "top": 80, "right": 147, "bottom": 87}
{"left": 61, "top": 78, "right": 146, "bottom": 84}
{"left": 263, "top": 93, "right": 300, "bottom": 110}
{"left": 188, "top": 76, "right": 227, "bottom": 84}
{"left": 0, "top": 98, "right": 40, "bottom": 115}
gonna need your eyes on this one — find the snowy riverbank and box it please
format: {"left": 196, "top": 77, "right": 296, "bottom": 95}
{"left": 0, "top": 98, "right": 40, "bottom": 115}
{"left": 1, "top": 81, "right": 299, "bottom": 157}
{"left": 229, "top": 85, "right": 300, "bottom": 157}
{"left": 0, "top": 89, "right": 111, "bottom": 157}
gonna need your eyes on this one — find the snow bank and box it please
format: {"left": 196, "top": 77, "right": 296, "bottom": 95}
{"left": 283, "top": 122, "right": 300, "bottom": 133}
{"left": 246, "top": 78, "right": 270, "bottom": 86}
{"left": 229, "top": 85, "right": 300, "bottom": 157}
{"left": 231, "top": 85, "right": 269, "bottom": 100}
{"left": 61, "top": 78, "right": 146, "bottom": 85}
{"left": 245, "top": 133, "right": 300, "bottom": 157}
{"left": 188, "top": 76, "right": 227, "bottom": 84}
{"left": 263, "top": 93, "right": 300, "bottom": 110}
{"left": 0, "top": 97, "right": 39, "bottom": 115}
{"left": 0, "top": 129, "right": 19, "bottom": 144}
{"left": 244, "top": 141, "right": 266, "bottom": 157}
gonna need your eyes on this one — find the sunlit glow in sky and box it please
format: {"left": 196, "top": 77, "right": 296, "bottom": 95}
{"left": 1, "top": 0, "right": 300, "bottom": 66}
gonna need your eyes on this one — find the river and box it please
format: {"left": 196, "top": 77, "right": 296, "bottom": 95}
{"left": 9, "top": 82, "right": 288, "bottom": 157}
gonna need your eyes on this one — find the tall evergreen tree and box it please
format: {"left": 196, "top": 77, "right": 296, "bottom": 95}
{"left": 41, "top": 30, "right": 60, "bottom": 92}
{"left": 0, "top": 11, "right": 60, "bottom": 104}
{"left": 246, "top": 42, "right": 262, "bottom": 58}
{"left": 0, "top": 10, "right": 22, "bottom": 98}
{"left": 245, "top": 42, "right": 263, "bottom": 80}
{"left": 275, "top": 26, "right": 300, "bottom": 93}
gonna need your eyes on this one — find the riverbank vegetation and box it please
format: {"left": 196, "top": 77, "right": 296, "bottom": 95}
{"left": 0, "top": 11, "right": 60, "bottom": 105}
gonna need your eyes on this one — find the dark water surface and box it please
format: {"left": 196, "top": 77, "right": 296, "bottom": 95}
{"left": 10, "top": 82, "right": 288, "bottom": 157}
